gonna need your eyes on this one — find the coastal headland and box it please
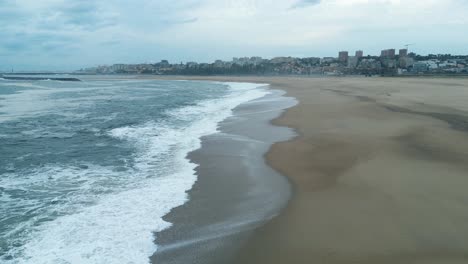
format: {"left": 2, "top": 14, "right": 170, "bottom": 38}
{"left": 149, "top": 76, "right": 468, "bottom": 264}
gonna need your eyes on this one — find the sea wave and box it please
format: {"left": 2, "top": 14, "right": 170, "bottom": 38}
{"left": 7, "top": 83, "right": 49, "bottom": 89}
{"left": 4, "top": 81, "right": 269, "bottom": 264}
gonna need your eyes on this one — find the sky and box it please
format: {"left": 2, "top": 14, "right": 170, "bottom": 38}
{"left": 1, "top": 0, "right": 468, "bottom": 71}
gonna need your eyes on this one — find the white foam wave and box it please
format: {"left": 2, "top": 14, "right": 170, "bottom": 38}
{"left": 0, "top": 84, "right": 134, "bottom": 123}
{"left": 5, "top": 81, "right": 269, "bottom": 264}
{"left": 8, "top": 83, "right": 49, "bottom": 89}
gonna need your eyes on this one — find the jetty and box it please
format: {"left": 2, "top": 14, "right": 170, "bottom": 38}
{"left": 0, "top": 74, "right": 81, "bottom": 82}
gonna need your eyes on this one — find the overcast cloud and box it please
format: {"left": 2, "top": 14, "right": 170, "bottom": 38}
{"left": 1, "top": 0, "right": 467, "bottom": 71}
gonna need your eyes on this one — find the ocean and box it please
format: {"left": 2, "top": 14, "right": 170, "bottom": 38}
{"left": 0, "top": 77, "right": 269, "bottom": 263}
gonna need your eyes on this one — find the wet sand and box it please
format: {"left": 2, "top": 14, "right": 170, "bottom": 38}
{"left": 150, "top": 76, "right": 468, "bottom": 264}
{"left": 151, "top": 87, "right": 296, "bottom": 263}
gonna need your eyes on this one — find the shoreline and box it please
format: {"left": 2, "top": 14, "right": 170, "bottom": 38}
{"left": 149, "top": 76, "right": 468, "bottom": 264}
{"left": 151, "top": 83, "right": 297, "bottom": 263}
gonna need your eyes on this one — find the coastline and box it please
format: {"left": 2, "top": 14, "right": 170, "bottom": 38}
{"left": 151, "top": 84, "right": 297, "bottom": 263}
{"left": 148, "top": 76, "right": 468, "bottom": 264}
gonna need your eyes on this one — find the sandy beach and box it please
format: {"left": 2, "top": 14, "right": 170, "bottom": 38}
{"left": 150, "top": 76, "right": 468, "bottom": 263}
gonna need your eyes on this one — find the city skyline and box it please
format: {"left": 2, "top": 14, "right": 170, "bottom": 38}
{"left": 74, "top": 47, "right": 466, "bottom": 77}
{"left": 1, "top": 0, "right": 468, "bottom": 71}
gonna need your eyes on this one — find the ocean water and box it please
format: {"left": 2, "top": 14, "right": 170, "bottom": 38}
{"left": 0, "top": 77, "right": 269, "bottom": 264}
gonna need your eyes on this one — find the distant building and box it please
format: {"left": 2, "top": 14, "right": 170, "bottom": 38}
{"left": 301, "top": 57, "right": 321, "bottom": 66}
{"left": 321, "top": 57, "right": 336, "bottom": 64}
{"left": 399, "top": 49, "right": 408, "bottom": 57}
{"left": 381, "top": 49, "right": 396, "bottom": 58}
{"left": 399, "top": 56, "right": 414, "bottom": 69}
{"left": 439, "top": 60, "right": 457, "bottom": 68}
{"left": 233, "top": 57, "right": 263, "bottom": 66}
{"left": 357, "top": 58, "right": 382, "bottom": 72}
{"left": 111, "top": 64, "right": 126, "bottom": 72}
{"left": 382, "top": 58, "right": 397, "bottom": 69}
{"left": 339, "top": 51, "right": 349, "bottom": 63}
{"left": 270, "top": 57, "right": 295, "bottom": 64}
{"left": 355, "top": 50, "right": 363, "bottom": 58}
{"left": 347, "top": 56, "right": 359, "bottom": 68}
{"left": 412, "top": 62, "right": 429, "bottom": 73}
{"left": 425, "top": 60, "right": 439, "bottom": 70}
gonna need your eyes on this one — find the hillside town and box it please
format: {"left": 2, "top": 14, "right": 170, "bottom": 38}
{"left": 78, "top": 49, "right": 468, "bottom": 76}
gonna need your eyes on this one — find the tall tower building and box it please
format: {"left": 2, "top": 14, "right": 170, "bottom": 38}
{"left": 399, "top": 49, "right": 408, "bottom": 57}
{"left": 355, "top": 50, "right": 363, "bottom": 58}
{"left": 339, "top": 51, "right": 349, "bottom": 63}
{"left": 381, "top": 49, "right": 396, "bottom": 58}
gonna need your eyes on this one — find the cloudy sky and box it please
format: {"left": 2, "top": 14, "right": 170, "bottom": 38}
{"left": 1, "top": 0, "right": 467, "bottom": 71}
